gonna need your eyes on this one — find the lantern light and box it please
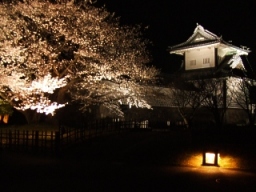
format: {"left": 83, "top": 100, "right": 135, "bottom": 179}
{"left": 202, "top": 151, "right": 219, "bottom": 166}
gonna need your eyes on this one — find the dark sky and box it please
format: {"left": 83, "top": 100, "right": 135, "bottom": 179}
{"left": 95, "top": 0, "right": 256, "bottom": 73}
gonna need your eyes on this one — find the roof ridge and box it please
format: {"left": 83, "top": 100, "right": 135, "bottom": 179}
{"left": 168, "top": 24, "right": 249, "bottom": 55}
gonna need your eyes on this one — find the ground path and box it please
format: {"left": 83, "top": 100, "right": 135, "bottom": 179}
{"left": 1, "top": 130, "right": 256, "bottom": 191}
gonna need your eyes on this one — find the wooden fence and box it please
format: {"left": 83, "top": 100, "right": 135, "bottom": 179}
{"left": 3, "top": 119, "right": 243, "bottom": 154}
{"left": 0, "top": 129, "right": 59, "bottom": 153}
{"left": 0, "top": 119, "right": 151, "bottom": 154}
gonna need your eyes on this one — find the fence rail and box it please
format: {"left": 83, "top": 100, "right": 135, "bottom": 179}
{"left": 0, "top": 129, "right": 59, "bottom": 153}
{"left": 0, "top": 119, "right": 151, "bottom": 154}
{"left": 2, "top": 119, "right": 251, "bottom": 154}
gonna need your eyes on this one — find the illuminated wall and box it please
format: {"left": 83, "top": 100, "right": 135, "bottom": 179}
{"left": 185, "top": 46, "right": 215, "bottom": 70}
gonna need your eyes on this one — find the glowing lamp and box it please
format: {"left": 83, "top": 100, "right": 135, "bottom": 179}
{"left": 202, "top": 151, "right": 219, "bottom": 166}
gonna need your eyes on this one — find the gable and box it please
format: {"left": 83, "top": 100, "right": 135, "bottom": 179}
{"left": 191, "top": 34, "right": 206, "bottom": 43}
{"left": 168, "top": 24, "right": 220, "bottom": 54}
{"left": 168, "top": 24, "right": 250, "bottom": 56}
{"left": 187, "top": 25, "right": 219, "bottom": 44}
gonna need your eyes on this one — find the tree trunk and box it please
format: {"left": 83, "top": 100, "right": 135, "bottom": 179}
{"left": 177, "top": 108, "right": 189, "bottom": 129}
{"left": 52, "top": 79, "right": 77, "bottom": 104}
{"left": 19, "top": 109, "right": 43, "bottom": 124}
{"left": 248, "top": 113, "right": 256, "bottom": 128}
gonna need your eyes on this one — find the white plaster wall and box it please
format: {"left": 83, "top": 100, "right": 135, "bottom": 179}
{"left": 185, "top": 47, "right": 215, "bottom": 70}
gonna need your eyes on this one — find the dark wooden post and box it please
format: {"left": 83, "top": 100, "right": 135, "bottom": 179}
{"left": 35, "top": 131, "right": 39, "bottom": 150}
{"left": 9, "top": 130, "right": 12, "bottom": 149}
{"left": 25, "top": 130, "right": 29, "bottom": 149}
{"left": 55, "top": 131, "right": 60, "bottom": 156}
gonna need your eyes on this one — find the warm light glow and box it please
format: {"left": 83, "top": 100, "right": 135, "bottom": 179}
{"left": 205, "top": 152, "right": 216, "bottom": 164}
{"left": 203, "top": 151, "right": 219, "bottom": 166}
{"left": 3, "top": 114, "right": 9, "bottom": 124}
{"left": 205, "top": 152, "right": 215, "bottom": 164}
{"left": 181, "top": 152, "right": 241, "bottom": 169}
{"left": 218, "top": 154, "right": 241, "bottom": 169}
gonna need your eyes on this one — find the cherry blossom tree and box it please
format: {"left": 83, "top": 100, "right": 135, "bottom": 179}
{"left": 0, "top": 0, "right": 158, "bottom": 123}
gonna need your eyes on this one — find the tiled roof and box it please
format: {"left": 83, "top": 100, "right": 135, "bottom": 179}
{"left": 168, "top": 24, "right": 250, "bottom": 54}
{"left": 169, "top": 40, "right": 219, "bottom": 52}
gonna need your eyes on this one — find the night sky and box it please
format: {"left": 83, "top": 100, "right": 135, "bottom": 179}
{"left": 95, "top": 0, "right": 256, "bottom": 73}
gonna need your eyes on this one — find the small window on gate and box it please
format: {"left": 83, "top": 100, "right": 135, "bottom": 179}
{"left": 203, "top": 58, "right": 210, "bottom": 64}
{"left": 190, "top": 60, "right": 196, "bottom": 66}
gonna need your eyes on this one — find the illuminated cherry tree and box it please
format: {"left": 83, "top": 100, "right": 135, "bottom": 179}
{"left": 0, "top": 0, "right": 158, "bottom": 122}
